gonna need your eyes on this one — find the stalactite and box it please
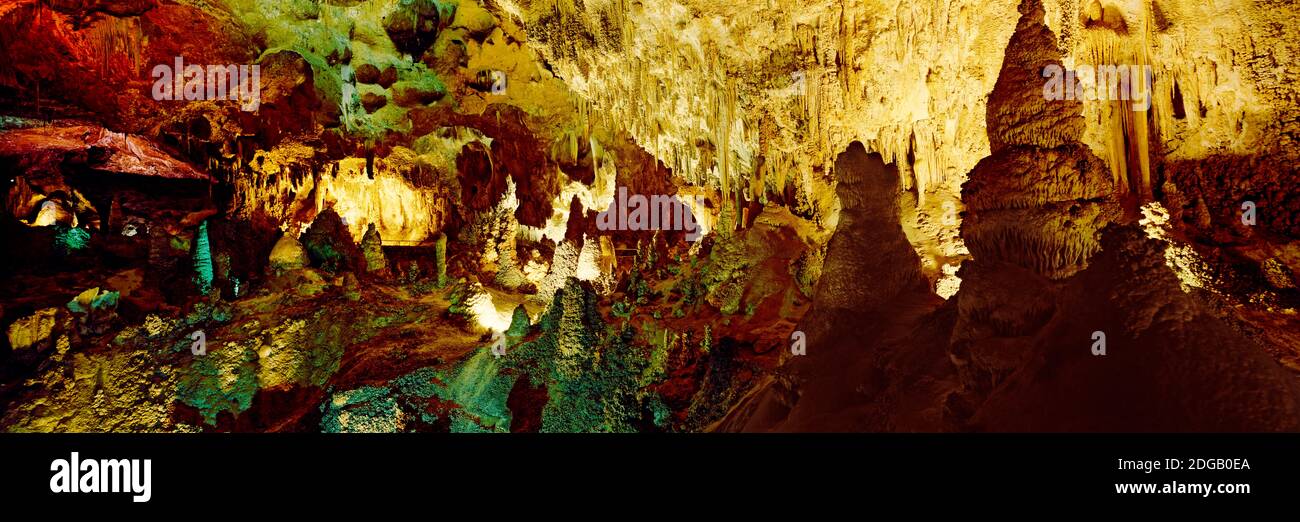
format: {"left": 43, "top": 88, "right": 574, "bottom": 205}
{"left": 365, "top": 139, "right": 375, "bottom": 180}
{"left": 1079, "top": 5, "right": 1155, "bottom": 200}
{"left": 837, "top": 5, "right": 850, "bottom": 98}
{"left": 88, "top": 16, "right": 143, "bottom": 78}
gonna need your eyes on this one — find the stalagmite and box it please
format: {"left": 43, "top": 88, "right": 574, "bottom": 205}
{"left": 434, "top": 232, "right": 449, "bottom": 288}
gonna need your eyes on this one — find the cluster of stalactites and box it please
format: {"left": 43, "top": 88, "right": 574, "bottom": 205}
{"left": 87, "top": 14, "right": 144, "bottom": 80}
{"left": 1072, "top": 5, "right": 1155, "bottom": 200}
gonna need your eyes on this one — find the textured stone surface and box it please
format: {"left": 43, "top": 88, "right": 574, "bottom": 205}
{"left": 268, "top": 234, "right": 310, "bottom": 274}
{"left": 1, "top": 0, "right": 1298, "bottom": 434}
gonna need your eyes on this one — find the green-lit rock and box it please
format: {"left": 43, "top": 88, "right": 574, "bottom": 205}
{"left": 192, "top": 221, "right": 214, "bottom": 296}
{"left": 300, "top": 209, "right": 362, "bottom": 273}
{"left": 66, "top": 287, "right": 120, "bottom": 336}
{"left": 506, "top": 304, "right": 530, "bottom": 337}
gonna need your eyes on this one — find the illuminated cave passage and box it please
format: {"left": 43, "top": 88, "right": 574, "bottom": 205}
{"left": 0, "top": 0, "right": 1298, "bottom": 433}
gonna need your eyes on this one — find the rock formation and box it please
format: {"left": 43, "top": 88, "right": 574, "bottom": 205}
{"left": 0, "top": 0, "right": 1297, "bottom": 433}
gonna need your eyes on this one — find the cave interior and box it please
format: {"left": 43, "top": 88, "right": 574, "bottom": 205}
{"left": 1, "top": 0, "right": 1299, "bottom": 433}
